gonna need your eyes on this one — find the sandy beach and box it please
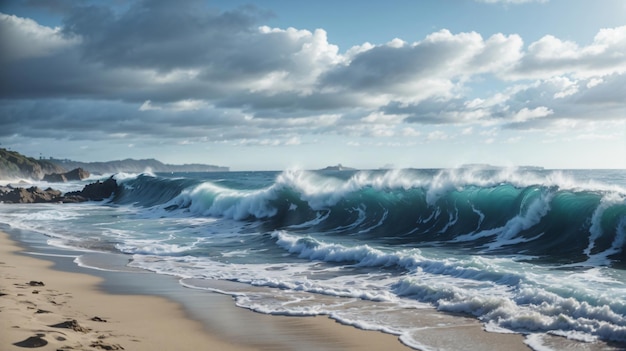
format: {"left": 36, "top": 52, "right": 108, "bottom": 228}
{"left": 0, "top": 231, "right": 422, "bottom": 351}
{"left": 0, "top": 229, "right": 537, "bottom": 351}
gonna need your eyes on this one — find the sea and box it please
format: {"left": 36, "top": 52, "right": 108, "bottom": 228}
{"left": 1, "top": 167, "right": 625, "bottom": 351}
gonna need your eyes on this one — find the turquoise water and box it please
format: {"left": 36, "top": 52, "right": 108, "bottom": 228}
{"left": 1, "top": 167, "right": 625, "bottom": 350}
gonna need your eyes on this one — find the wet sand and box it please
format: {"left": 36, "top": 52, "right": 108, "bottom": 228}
{"left": 0, "top": 231, "right": 416, "bottom": 350}
{"left": 0, "top": 230, "right": 534, "bottom": 350}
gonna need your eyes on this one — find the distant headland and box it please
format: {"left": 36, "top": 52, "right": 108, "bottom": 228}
{"left": 0, "top": 148, "right": 228, "bottom": 180}
{"left": 50, "top": 157, "right": 229, "bottom": 175}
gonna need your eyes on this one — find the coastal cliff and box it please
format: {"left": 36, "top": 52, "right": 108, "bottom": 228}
{"left": 0, "top": 148, "right": 66, "bottom": 180}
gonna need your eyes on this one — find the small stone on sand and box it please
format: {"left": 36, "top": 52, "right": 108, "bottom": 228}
{"left": 13, "top": 334, "right": 48, "bottom": 348}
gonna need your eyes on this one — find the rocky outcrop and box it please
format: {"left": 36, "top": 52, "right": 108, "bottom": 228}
{"left": 63, "top": 177, "right": 118, "bottom": 202}
{"left": 0, "top": 178, "right": 119, "bottom": 204}
{"left": 43, "top": 168, "right": 90, "bottom": 182}
{"left": 0, "top": 186, "right": 63, "bottom": 203}
{"left": 0, "top": 148, "right": 67, "bottom": 180}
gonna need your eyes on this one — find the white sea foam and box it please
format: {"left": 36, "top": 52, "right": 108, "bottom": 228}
{"left": 2, "top": 169, "right": 625, "bottom": 350}
{"left": 523, "top": 334, "right": 554, "bottom": 351}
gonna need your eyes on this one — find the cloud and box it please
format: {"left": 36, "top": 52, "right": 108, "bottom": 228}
{"left": 60, "top": 1, "right": 260, "bottom": 71}
{"left": 139, "top": 100, "right": 161, "bottom": 111}
{"left": 0, "top": 1, "right": 624, "bottom": 150}
{"left": 321, "top": 30, "right": 523, "bottom": 103}
{"left": 0, "top": 12, "right": 78, "bottom": 63}
{"left": 427, "top": 130, "right": 449, "bottom": 141}
{"left": 509, "top": 25, "right": 626, "bottom": 79}
{"left": 510, "top": 106, "right": 553, "bottom": 123}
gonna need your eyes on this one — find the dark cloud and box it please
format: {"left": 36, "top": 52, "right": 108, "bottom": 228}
{"left": 216, "top": 90, "right": 361, "bottom": 114}
{"left": 575, "top": 73, "right": 626, "bottom": 105}
{"left": 0, "top": 97, "right": 343, "bottom": 144}
{"left": 22, "top": 0, "right": 77, "bottom": 14}
{"left": 61, "top": 1, "right": 262, "bottom": 71}
{"left": 0, "top": 2, "right": 342, "bottom": 108}
{"left": 321, "top": 40, "right": 465, "bottom": 94}
{"left": 386, "top": 98, "right": 475, "bottom": 124}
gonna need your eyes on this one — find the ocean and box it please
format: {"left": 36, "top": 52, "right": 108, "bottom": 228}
{"left": 1, "top": 167, "right": 625, "bottom": 350}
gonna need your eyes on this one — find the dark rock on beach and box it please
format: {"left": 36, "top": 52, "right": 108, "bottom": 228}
{"left": 0, "top": 186, "right": 63, "bottom": 203}
{"left": 49, "top": 319, "right": 91, "bottom": 333}
{"left": 42, "top": 168, "right": 90, "bottom": 182}
{"left": 13, "top": 335, "right": 48, "bottom": 348}
{"left": 0, "top": 177, "right": 119, "bottom": 204}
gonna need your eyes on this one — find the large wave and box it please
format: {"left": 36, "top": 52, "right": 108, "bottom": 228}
{"left": 111, "top": 168, "right": 626, "bottom": 266}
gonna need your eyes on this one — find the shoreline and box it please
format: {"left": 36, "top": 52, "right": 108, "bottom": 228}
{"left": 0, "top": 230, "right": 417, "bottom": 351}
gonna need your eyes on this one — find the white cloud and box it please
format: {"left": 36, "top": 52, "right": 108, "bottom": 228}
{"left": 528, "top": 35, "right": 579, "bottom": 60}
{"left": 401, "top": 127, "right": 422, "bottom": 137}
{"left": 550, "top": 77, "right": 579, "bottom": 99}
{"left": 511, "top": 106, "right": 553, "bottom": 123}
{"left": 170, "top": 99, "right": 208, "bottom": 111}
{"left": 480, "top": 128, "right": 499, "bottom": 137}
{"left": 139, "top": 100, "right": 161, "bottom": 111}
{"left": 461, "top": 127, "right": 474, "bottom": 135}
{"left": 586, "top": 78, "right": 603, "bottom": 88}
{"left": 511, "top": 25, "right": 626, "bottom": 79}
{"left": 284, "top": 136, "right": 301, "bottom": 145}
{"left": 322, "top": 29, "right": 523, "bottom": 104}
{"left": 505, "top": 136, "right": 522, "bottom": 143}
{"left": 362, "top": 111, "right": 405, "bottom": 124}
{"left": 427, "top": 130, "right": 449, "bottom": 141}
{"left": 244, "top": 26, "right": 342, "bottom": 95}
{"left": 0, "top": 13, "right": 79, "bottom": 62}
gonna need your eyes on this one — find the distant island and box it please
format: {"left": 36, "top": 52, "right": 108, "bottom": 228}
{"left": 0, "top": 148, "right": 228, "bottom": 180}
{"left": 319, "top": 164, "right": 357, "bottom": 171}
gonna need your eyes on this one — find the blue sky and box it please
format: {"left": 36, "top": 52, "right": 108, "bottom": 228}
{"left": 1, "top": 0, "right": 625, "bottom": 170}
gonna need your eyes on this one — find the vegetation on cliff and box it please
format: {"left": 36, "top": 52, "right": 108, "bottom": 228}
{"left": 0, "top": 148, "right": 66, "bottom": 180}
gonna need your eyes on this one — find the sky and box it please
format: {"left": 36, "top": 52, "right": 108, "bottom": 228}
{"left": 1, "top": 0, "right": 625, "bottom": 171}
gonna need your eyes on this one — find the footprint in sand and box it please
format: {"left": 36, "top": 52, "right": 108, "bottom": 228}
{"left": 90, "top": 340, "right": 125, "bottom": 350}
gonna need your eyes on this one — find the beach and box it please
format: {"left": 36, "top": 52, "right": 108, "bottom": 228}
{"left": 0, "top": 229, "right": 535, "bottom": 351}
{"left": 0, "top": 230, "right": 416, "bottom": 351}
